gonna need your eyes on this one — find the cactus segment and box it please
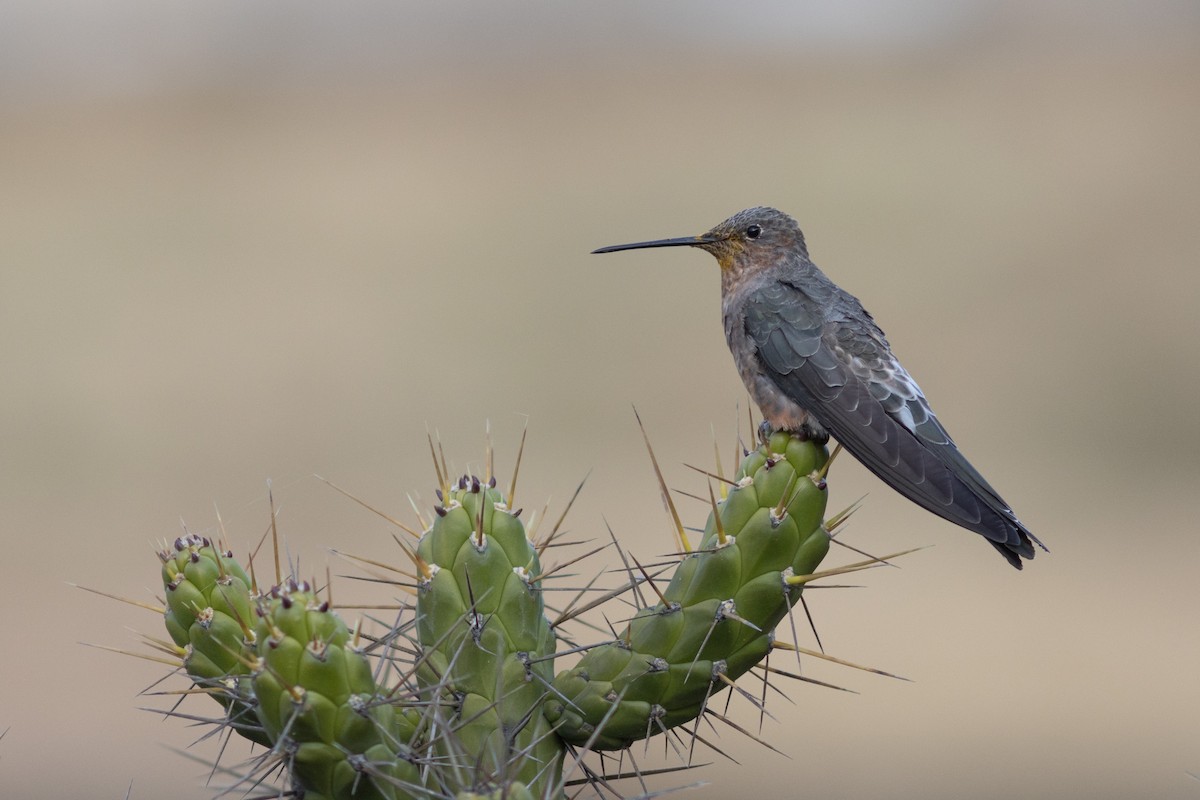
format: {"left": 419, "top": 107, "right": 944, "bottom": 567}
{"left": 250, "top": 578, "right": 414, "bottom": 800}
{"left": 543, "top": 431, "right": 832, "bottom": 748}
{"left": 414, "top": 476, "right": 563, "bottom": 800}
{"left": 158, "top": 534, "right": 270, "bottom": 746}
{"left": 159, "top": 535, "right": 419, "bottom": 799}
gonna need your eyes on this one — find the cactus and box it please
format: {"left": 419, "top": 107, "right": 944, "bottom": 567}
{"left": 160, "top": 533, "right": 269, "bottom": 747}
{"left": 543, "top": 431, "right": 831, "bottom": 749}
{"left": 245, "top": 577, "right": 420, "bottom": 800}
{"left": 411, "top": 473, "right": 563, "bottom": 798}
{"left": 108, "top": 424, "right": 906, "bottom": 799}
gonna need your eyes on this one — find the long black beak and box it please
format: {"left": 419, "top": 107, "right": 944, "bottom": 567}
{"left": 592, "top": 235, "right": 715, "bottom": 255}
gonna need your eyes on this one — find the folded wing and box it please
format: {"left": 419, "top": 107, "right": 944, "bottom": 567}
{"left": 743, "top": 279, "right": 1040, "bottom": 568}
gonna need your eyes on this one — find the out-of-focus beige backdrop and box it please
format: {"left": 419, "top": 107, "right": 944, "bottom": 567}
{"left": 3, "top": 2, "right": 1199, "bottom": 798}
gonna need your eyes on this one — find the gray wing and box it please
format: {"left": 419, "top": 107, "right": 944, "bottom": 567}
{"left": 743, "top": 279, "right": 1040, "bottom": 568}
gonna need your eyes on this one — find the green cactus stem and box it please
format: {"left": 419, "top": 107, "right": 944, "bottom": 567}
{"left": 543, "top": 431, "right": 832, "bottom": 749}
{"left": 159, "top": 534, "right": 269, "bottom": 746}
{"left": 413, "top": 472, "right": 563, "bottom": 800}
{"left": 125, "top": 423, "right": 905, "bottom": 800}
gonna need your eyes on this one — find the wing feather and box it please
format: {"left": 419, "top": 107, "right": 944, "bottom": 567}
{"left": 741, "top": 279, "right": 1038, "bottom": 566}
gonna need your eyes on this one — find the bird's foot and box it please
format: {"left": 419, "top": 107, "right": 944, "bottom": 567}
{"left": 757, "top": 420, "right": 774, "bottom": 447}
{"left": 758, "top": 419, "right": 830, "bottom": 447}
{"left": 801, "top": 421, "right": 831, "bottom": 446}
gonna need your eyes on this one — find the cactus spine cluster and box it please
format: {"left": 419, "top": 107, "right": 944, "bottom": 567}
{"left": 136, "top": 427, "right": 892, "bottom": 799}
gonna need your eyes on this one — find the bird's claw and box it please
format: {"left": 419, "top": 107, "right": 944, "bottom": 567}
{"left": 757, "top": 420, "right": 774, "bottom": 447}
{"left": 759, "top": 419, "right": 830, "bottom": 447}
{"left": 801, "top": 421, "right": 831, "bottom": 446}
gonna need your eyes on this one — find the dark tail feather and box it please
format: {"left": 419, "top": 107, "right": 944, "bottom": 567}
{"left": 830, "top": 423, "right": 1045, "bottom": 569}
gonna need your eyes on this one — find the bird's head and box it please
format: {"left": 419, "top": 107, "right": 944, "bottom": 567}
{"left": 592, "top": 206, "right": 808, "bottom": 279}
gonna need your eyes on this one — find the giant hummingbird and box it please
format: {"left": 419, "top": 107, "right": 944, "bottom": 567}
{"left": 594, "top": 206, "right": 1045, "bottom": 569}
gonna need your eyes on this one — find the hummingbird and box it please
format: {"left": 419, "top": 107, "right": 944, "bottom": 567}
{"left": 593, "top": 206, "right": 1045, "bottom": 569}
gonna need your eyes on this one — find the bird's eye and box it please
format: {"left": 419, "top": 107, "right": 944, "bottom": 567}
{"left": 745, "top": 224, "right": 762, "bottom": 239}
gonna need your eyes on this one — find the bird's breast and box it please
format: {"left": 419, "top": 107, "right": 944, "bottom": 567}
{"left": 723, "top": 305, "right": 816, "bottom": 433}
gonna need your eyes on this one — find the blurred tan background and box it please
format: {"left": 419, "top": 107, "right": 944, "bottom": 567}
{"left": 3, "top": 1, "right": 1199, "bottom": 798}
